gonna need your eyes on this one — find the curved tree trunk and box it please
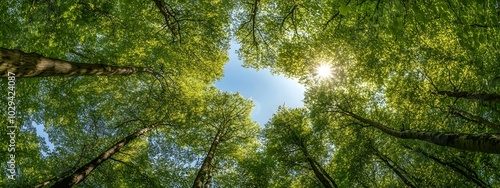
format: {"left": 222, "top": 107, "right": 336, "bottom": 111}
{"left": 49, "top": 126, "right": 155, "bottom": 188}
{"left": 0, "top": 47, "right": 152, "bottom": 78}
{"left": 436, "top": 90, "right": 500, "bottom": 103}
{"left": 193, "top": 129, "right": 222, "bottom": 188}
{"left": 344, "top": 111, "right": 500, "bottom": 154}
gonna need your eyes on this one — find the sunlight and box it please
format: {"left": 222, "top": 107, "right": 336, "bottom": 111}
{"left": 316, "top": 64, "right": 332, "bottom": 78}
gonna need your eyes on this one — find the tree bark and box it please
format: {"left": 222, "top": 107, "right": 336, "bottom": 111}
{"left": 344, "top": 111, "right": 500, "bottom": 154}
{"left": 306, "top": 157, "right": 333, "bottom": 188}
{"left": 50, "top": 126, "right": 155, "bottom": 188}
{"left": 203, "top": 169, "right": 212, "bottom": 188}
{"left": 0, "top": 47, "right": 152, "bottom": 78}
{"left": 403, "top": 145, "right": 490, "bottom": 188}
{"left": 193, "top": 129, "right": 222, "bottom": 188}
{"left": 436, "top": 90, "right": 500, "bottom": 103}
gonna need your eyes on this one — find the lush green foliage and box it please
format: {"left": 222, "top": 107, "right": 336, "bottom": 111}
{"left": 1, "top": 0, "right": 499, "bottom": 187}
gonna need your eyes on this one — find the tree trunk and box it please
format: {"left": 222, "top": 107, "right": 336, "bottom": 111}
{"left": 403, "top": 145, "right": 490, "bottom": 188}
{"left": 203, "top": 169, "right": 212, "bottom": 188}
{"left": 0, "top": 47, "right": 152, "bottom": 77}
{"left": 451, "top": 108, "right": 500, "bottom": 131}
{"left": 50, "top": 126, "right": 155, "bottom": 188}
{"left": 312, "top": 159, "right": 339, "bottom": 188}
{"left": 371, "top": 149, "right": 416, "bottom": 188}
{"left": 344, "top": 111, "right": 500, "bottom": 154}
{"left": 306, "top": 157, "right": 333, "bottom": 188}
{"left": 193, "top": 129, "right": 222, "bottom": 188}
{"left": 436, "top": 90, "right": 500, "bottom": 103}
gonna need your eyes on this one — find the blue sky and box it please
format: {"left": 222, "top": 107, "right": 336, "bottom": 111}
{"left": 215, "top": 42, "right": 305, "bottom": 126}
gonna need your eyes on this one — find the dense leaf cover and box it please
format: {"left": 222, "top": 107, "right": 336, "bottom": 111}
{"left": 0, "top": 0, "right": 499, "bottom": 187}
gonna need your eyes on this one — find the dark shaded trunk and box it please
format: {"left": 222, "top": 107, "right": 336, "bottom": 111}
{"left": 403, "top": 145, "right": 490, "bottom": 188}
{"left": 344, "top": 111, "right": 500, "bottom": 154}
{"left": 34, "top": 145, "right": 89, "bottom": 187}
{"left": 312, "top": 159, "right": 339, "bottom": 188}
{"left": 436, "top": 90, "right": 500, "bottom": 103}
{"left": 306, "top": 157, "right": 333, "bottom": 188}
{"left": 193, "top": 129, "right": 222, "bottom": 188}
{"left": 152, "top": 0, "right": 180, "bottom": 42}
{"left": 0, "top": 47, "right": 152, "bottom": 77}
{"left": 50, "top": 126, "right": 155, "bottom": 188}
{"left": 297, "top": 134, "right": 337, "bottom": 188}
{"left": 372, "top": 149, "right": 416, "bottom": 188}
{"left": 451, "top": 108, "right": 500, "bottom": 131}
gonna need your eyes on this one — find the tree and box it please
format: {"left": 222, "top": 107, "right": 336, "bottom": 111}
{"left": 192, "top": 90, "right": 259, "bottom": 188}
{"left": 340, "top": 107, "right": 500, "bottom": 154}
{"left": 1, "top": 0, "right": 234, "bottom": 187}
{"left": 50, "top": 122, "right": 158, "bottom": 187}
{"left": 402, "top": 144, "right": 490, "bottom": 187}
{"left": 0, "top": 47, "right": 153, "bottom": 77}
{"left": 264, "top": 106, "right": 338, "bottom": 188}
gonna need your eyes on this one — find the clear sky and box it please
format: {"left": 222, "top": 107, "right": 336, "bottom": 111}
{"left": 215, "top": 42, "right": 305, "bottom": 126}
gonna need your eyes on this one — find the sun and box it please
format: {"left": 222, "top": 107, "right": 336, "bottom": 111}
{"left": 316, "top": 64, "right": 332, "bottom": 78}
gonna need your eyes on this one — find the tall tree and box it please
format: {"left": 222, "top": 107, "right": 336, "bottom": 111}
{"left": 1, "top": 0, "right": 234, "bottom": 187}
{"left": 339, "top": 107, "right": 500, "bottom": 154}
{"left": 402, "top": 144, "right": 490, "bottom": 187}
{"left": 192, "top": 90, "right": 259, "bottom": 188}
{"left": 265, "top": 106, "right": 338, "bottom": 188}
{"left": 50, "top": 122, "right": 159, "bottom": 187}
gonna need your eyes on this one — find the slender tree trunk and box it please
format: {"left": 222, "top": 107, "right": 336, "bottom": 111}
{"left": 451, "top": 108, "right": 500, "bottom": 131}
{"left": 193, "top": 129, "right": 222, "bottom": 188}
{"left": 50, "top": 126, "right": 155, "bottom": 188}
{"left": 372, "top": 149, "right": 416, "bottom": 188}
{"left": 306, "top": 157, "right": 333, "bottom": 188}
{"left": 0, "top": 47, "right": 152, "bottom": 77}
{"left": 436, "top": 90, "right": 500, "bottom": 103}
{"left": 34, "top": 144, "right": 89, "bottom": 187}
{"left": 298, "top": 138, "right": 336, "bottom": 188}
{"left": 344, "top": 111, "right": 500, "bottom": 154}
{"left": 403, "top": 145, "right": 490, "bottom": 188}
{"left": 312, "top": 160, "right": 339, "bottom": 188}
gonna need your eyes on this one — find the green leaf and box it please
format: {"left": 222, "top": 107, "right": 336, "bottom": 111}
{"left": 339, "top": 5, "right": 349, "bottom": 15}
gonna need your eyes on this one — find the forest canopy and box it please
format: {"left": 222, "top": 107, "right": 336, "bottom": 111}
{"left": 1, "top": 0, "right": 499, "bottom": 187}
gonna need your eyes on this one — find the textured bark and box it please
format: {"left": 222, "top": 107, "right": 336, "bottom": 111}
{"left": 193, "top": 129, "right": 222, "bottom": 188}
{"left": 203, "top": 170, "right": 212, "bottom": 188}
{"left": 345, "top": 111, "right": 500, "bottom": 154}
{"left": 0, "top": 47, "right": 152, "bottom": 77}
{"left": 306, "top": 157, "right": 333, "bottom": 188}
{"left": 436, "top": 90, "right": 500, "bottom": 103}
{"left": 50, "top": 126, "right": 155, "bottom": 188}
{"left": 403, "top": 145, "right": 490, "bottom": 188}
